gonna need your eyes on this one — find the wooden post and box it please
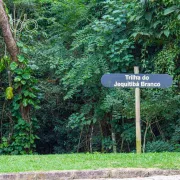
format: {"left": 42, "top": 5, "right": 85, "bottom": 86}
{"left": 134, "top": 66, "right": 141, "bottom": 154}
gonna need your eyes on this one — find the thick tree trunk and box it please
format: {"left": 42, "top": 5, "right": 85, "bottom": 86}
{"left": 0, "top": 1, "right": 30, "bottom": 122}
{"left": 0, "top": 0, "right": 19, "bottom": 62}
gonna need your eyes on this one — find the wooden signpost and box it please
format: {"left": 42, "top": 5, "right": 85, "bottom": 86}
{"left": 134, "top": 67, "right": 141, "bottom": 154}
{"left": 101, "top": 67, "right": 173, "bottom": 154}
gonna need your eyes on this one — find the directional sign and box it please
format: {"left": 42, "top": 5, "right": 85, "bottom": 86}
{"left": 101, "top": 74, "right": 173, "bottom": 88}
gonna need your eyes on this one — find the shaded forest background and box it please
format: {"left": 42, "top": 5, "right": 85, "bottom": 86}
{"left": 0, "top": 0, "right": 180, "bottom": 154}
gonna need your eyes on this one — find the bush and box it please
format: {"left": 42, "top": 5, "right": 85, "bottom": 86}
{"left": 146, "top": 140, "right": 174, "bottom": 152}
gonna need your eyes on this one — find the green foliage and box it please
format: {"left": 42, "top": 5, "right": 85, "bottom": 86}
{"left": 146, "top": 140, "right": 174, "bottom": 152}
{"left": 0, "top": 47, "right": 39, "bottom": 154}
{"left": 0, "top": 118, "right": 39, "bottom": 155}
{"left": 102, "top": 137, "right": 115, "bottom": 152}
{"left": 1, "top": 0, "right": 179, "bottom": 154}
{"left": 154, "top": 45, "right": 179, "bottom": 75}
{"left": 171, "top": 119, "right": 180, "bottom": 151}
{"left": 35, "top": 0, "right": 179, "bottom": 153}
{"left": 10, "top": 62, "right": 18, "bottom": 71}
{"left": 0, "top": 56, "right": 10, "bottom": 72}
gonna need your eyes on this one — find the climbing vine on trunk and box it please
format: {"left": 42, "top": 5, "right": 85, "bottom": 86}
{"left": 0, "top": 0, "right": 39, "bottom": 154}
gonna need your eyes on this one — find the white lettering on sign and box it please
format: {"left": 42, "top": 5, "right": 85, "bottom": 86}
{"left": 125, "top": 75, "right": 141, "bottom": 80}
{"left": 101, "top": 73, "right": 172, "bottom": 88}
{"left": 114, "top": 75, "right": 160, "bottom": 87}
{"left": 142, "top": 75, "right": 149, "bottom": 80}
{"left": 141, "top": 82, "right": 161, "bottom": 87}
{"left": 114, "top": 81, "right": 139, "bottom": 87}
{"left": 113, "top": 81, "right": 161, "bottom": 87}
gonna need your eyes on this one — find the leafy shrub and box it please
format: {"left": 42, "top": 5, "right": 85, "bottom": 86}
{"left": 146, "top": 140, "right": 174, "bottom": 152}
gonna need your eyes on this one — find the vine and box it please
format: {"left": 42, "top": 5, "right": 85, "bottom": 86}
{"left": 0, "top": 53, "right": 40, "bottom": 155}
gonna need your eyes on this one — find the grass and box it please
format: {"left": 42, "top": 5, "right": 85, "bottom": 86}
{"left": 0, "top": 152, "right": 180, "bottom": 173}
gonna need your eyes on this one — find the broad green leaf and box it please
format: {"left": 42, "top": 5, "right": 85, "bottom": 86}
{"left": 152, "top": 21, "right": 161, "bottom": 28}
{"left": 22, "top": 99, "right": 28, "bottom": 107}
{"left": 10, "top": 62, "right": 18, "bottom": 70}
{"left": 14, "top": 76, "right": 22, "bottom": 82}
{"left": 18, "top": 55, "right": 25, "bottom": 63}
{"left": 145, "top": 12, "right": 152, "bottom": 22}
{"left": 28, "top": 99, "right": 35, "bottom": 105}
{"left": 21, "top": 80, "right": 26, "bottom": 85}
{"left": 23, "top": 90, "right": 29, "bottom": 97}
{"left": 129, "top": 15, "right": 135, "bottom": 22}
{"left": 102, "top": 15, "right": 111, "bottom": 19}
{"left": 14, "top": 83, "right": 20, "bottom": 90}
{"left": 34, "top": 105, "right": 41, "bottom": 110}
{"left": 29, "top": 92, "right": 36, "bottom": 98}
{"left": 0, "top": 56, "right": 9, "bottom": 72}
{"left": 17, "top": 41, "right": 24, "bottom": 47}
{"left": 13, "top": 103, "right": 20, "bottom": 110}
{"left": 0, "top": 60, "right": 5, "bottom": 72}
{"left": 131, "top": 32, "right": 138, "bottom": 38}
{"left": 135, "top": 15, "right": 143, "bottom": 21}
{"left": 164, "top": 30, "right": 170, "bottom": 37}
{"left": 112, "top": 10, "right": 121, "bottom": 14}
{"left": 22, "top": 73, "right": 31, "bottom": 80}
{"left": 3, "top": 56, "right": 10, "bottom": 62}
{"left": 164, "top": 6, "right": 177, "bottom": 15}
{"left": 14, "top": 68, "right": 22, "bottom": 75}
{"left": 178, "top": 14, "right": 180, "bottom": 20}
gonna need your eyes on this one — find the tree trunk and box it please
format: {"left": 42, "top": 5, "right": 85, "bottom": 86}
{"left": 142, "top": 121, "right": 150, "bottom": 153}
{"left": 111, "top": 131, "right": 117, "bottom": 153}
{"left": 77, "top": 127, "right": 83, "bottom": 153}
{"left": 0, "top": 1, "right": 30, "bottom": 123}
{"left": 0, "top": 0, "right": 19, "bottom": 62}
{"left": 89, "top": 125, "right": 93, "bottom": 153}
{"left": 99, "top": 121, "right": 104, "bottom": 153}
{"left": 120, "top": 138, "right": 124, "bottom": 152}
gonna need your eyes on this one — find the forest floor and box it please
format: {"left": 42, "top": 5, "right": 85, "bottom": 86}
{"left": 0, "top": 152, "right": 180, "bottom": 173}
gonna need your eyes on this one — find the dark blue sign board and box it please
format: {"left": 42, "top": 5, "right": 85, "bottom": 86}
{"left": 101, "top": 74, "right": 173, "bottom": 88}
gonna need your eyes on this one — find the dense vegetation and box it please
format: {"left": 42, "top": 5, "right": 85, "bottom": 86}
{"left": 0, "top": 0, "right": 179, "bottom": 155}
